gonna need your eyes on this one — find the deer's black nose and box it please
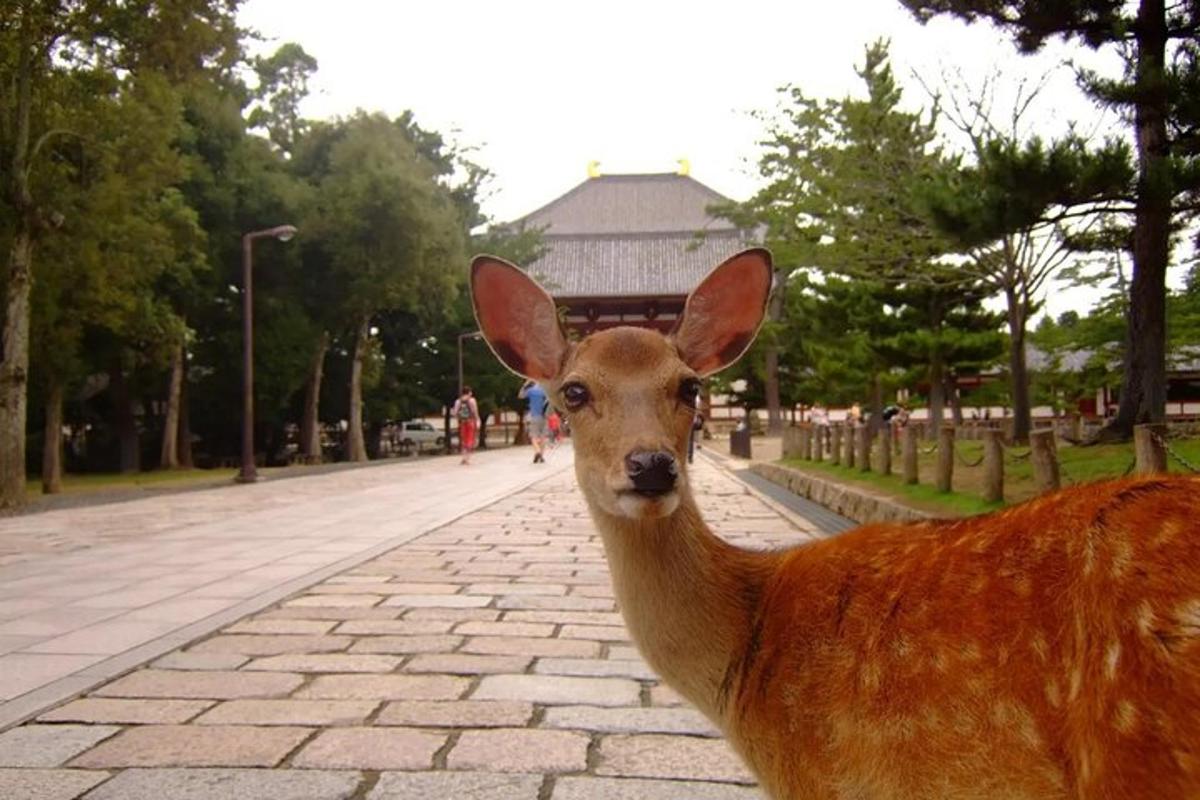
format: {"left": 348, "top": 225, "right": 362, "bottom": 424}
{"left": 625, "top": 451, "right": 678, "bottom": 496}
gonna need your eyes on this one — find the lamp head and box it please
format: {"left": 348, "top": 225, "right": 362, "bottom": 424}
{"left": 274, "top": 225, "right": 298, "bottom": 242}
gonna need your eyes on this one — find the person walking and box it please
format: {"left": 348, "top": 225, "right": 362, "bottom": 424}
{"left": 451, "top": 386, "right": 480, "bottom": 465}
{"left": 519, "top": 379, "right": 549, "bottom": 463}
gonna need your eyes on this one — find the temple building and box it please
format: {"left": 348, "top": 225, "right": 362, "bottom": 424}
{"left": 509, "top": 163, "right": 758, "bottom": 334}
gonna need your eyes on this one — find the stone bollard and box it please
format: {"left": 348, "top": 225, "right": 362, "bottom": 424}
{"left": 1030, "top": 428, "right": 1060, "bottom": 493}
{"left": 936, "top": 425, "right": 955, "bottom": 493}
{"left": 902, "top": 425, "right": 918, "bottom": 485}
{"left": 813, "top": 426, "right": 825, "bottom": 463}
{"left": 782, "top": 426, "right": 803, "bottom": 459}
{"left": 844, "top": 423, "right": 856, "bottom": 469}
{"left": 879, "top": 425, "right": 892, "bottom": 476}
{"left": 1133, "top": 423, "right": 1168, "bottom": 474}
{"left": 830, "top": 425, "right": 842, "bottom": 467}
{"left": 801, "top": 425, "right": 813, "bottom": 460}
{"left": 858, "top": 425, "right": 872, "bottom": 472}
{"left": 982, "top": 428, "right": 1004, "bottom": 503}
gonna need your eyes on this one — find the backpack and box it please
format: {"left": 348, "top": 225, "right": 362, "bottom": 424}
{"left": 457, "top": 400, "right": 472, "bottom": 420}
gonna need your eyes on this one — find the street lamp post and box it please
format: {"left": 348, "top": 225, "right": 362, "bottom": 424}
{"left": 457, "top": 330, "right": 483, "bottom": 398}
{"left": 237, "top": 224, "right": 297, "bottom": 484}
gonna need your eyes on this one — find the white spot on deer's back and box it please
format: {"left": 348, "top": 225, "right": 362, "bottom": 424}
{"left": 1045, "top": 679, "right": 1062, "bottom": 708}
{"left": 1104, "top": 641, "right": 1121, "bottom": 680}
{"left": 1114, "top": 700, "right": 1137, "bottom": 734}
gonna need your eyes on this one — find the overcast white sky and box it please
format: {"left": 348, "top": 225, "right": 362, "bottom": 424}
{"left": 238, "top": 0, "right": 1167, "bottom": 317}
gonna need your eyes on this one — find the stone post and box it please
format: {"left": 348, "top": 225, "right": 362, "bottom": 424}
{"left": 1030, "top": 428, "right": 1060, "bottom": 493}
{"left": 878, "top": 425, "right": 892, "bottom": 476}
{"left": 830, "top": 425, "right": 842, "bottom": 467}
{"left": 902, "top": 425, "right": 918, "bottom": 485}
{"left": 936, "top": 424, "right": 955, "bottom": 493}
{"left": 844, "top": 423, "right": 856, "bottom": 469}
{"left": 982, "top": 428, "right": 1004, "bottom": 504}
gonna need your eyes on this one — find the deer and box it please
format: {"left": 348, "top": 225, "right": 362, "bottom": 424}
{"left": 470, "top": 247, "right": 1200, "bottom": 800}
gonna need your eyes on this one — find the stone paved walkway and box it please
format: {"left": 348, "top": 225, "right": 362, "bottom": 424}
{"left": 0, "top": 450, "right": 826, "bottom": 799}
{"left": 0, "top": 449, "right": 575, "bottom": 730}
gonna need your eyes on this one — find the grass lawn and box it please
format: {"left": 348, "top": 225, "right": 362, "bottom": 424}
{"left": 26, "top": 468, "right": 238, "bottom": 497}
{"left": 782, "top": 435, "right": 1200, "bottom": 518}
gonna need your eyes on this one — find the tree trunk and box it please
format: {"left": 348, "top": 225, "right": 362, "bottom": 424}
{"left": 1005, "top": 287, "right": 1032, "bottom": 445}
{"left": 764, "top": 270, "right": 786, "bottom": 435}
{"left": 0, "top": 227, "right": 33, "bottom": 508}
{"left": 177, "top": 360, "right": 193, "bottom": 468}
{"left": 111, "top": 363, "right": 141, "bottom": 473}
{"left": 479, "top": 410, "right": 489, "bottom": 449}
{"left": 867, "top": 371, "right": 884, "bottom": 436}
{"left": 0, "top": 20, "right": 37, "bottom": 510}
{"left": 947, "top": 372, "right": 964, "bottom": 426}
{"left": 1104, "top": 0, "right": 1170, "bottom": 440}
{"left": 299, "top": 331, "right": 328, "bottom": 461}
{"left": 159, "top": 342, "right": 184, "bottom": 469}
{"left": 346, "top": 318, "right": 369, "bottom": 462}
{"left": 927, "top": 354, "right": 945, "bottom": 437}
{"left": 41, "top": 379, "right": 64, "bottom": 494}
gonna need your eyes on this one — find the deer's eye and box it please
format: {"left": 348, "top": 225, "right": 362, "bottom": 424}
{"left": 561, "top": 382, "right": 590, "bottom": 410}
{"left": 678, "top": 378, "right": 701, "bottom": 407}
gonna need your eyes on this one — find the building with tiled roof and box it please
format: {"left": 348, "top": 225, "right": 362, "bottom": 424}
{"left": 511, "top": 169, "right": 758, "bottom": 333}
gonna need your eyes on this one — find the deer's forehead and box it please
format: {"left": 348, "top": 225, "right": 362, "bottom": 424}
{"left": 568, "top": 328, "right": 683, "bottom": 379}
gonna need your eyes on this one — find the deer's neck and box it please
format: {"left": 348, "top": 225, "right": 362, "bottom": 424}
{"left": 589, "top": 490, "right": 778, "bottom": 722}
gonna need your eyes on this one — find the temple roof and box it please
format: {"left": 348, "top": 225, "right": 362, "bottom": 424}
{"left": 512, "top": 173, "right": 755, "bottom": 299}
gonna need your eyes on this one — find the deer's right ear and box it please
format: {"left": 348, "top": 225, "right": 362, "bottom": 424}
{"left": 471, "top": 255, "right": 567, "bottom": 381}
{"left": 673, "top": 248, "right": 773, "bottom": 376}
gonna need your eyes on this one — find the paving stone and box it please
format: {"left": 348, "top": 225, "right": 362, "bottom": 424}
{"left": 0, "top": 724, "right": 120, "bottom": 767}
{"left": 82, "top": 767, "right": 360, "bottom": 799}
{"left": 376, "top": 700, "right": 533, "bottom": 728}
{"left": 381, "top": 594, "right": 492, "bottom": 608}
{"left": 542, "top": 705, "right": 721, "bottom": 736}
{"left": 649, "top": 684, "right": 687, "bottom": 707}
{"left": 454, "top": 620, "right": 556, "bottom": 638}
{"left": 404, "top": 653, "right": 532, "bottom": 675}
{"left": 94, "top": 670, "right": 303, "bottom": 699}
{"left": 447, "top": 728, "right": 589, "bottom": 773}
{"left": 348, "top": 635, "right": 461, "bottom": 654}
{"left": 194, "top": 699, "right": 378, "bottom": 726}
{"left": 462, "top": 636, "right": 600, "bottom": 658}
{"left": 596, "top": 734, "right": 756, "bottom": 784}
{"left": 402, "top": 607, "right": 500, "bottom": 622}
{"left": 496, "top": 595, "right": 614, "bottom": 611}
{"left": 333, "top": 619, "right": 451, "bottom": 636}
{"left": 38, "top": 698, "right": 214, "bottom": 725}
{"left": 0, "top": 768, "right": 110, "bottom": 800}
{"left": 468, "top": 583, "right": 567, "bottom": 596}
{"left": 607, "top": 645, "right": 642, "bottom": 660}
{"left": 259, "top": 606, "right": 401, "bottom": 621}
{"left": 367, "top": 770, "right": 542, "bottom": 800}
{"left": 503, "top": 610, "right": 624, "bottom": 627}
{"left": 292, "top": 727, "right": 445, "bottom": 769}
{"left": 224, "top": 619, "right": 336, "bottom": 635}
{"left": 187, "top": 635, "right": 351, "bottom": 656}
{"left": 69, "top": 725, "right": 311, "bottom": 768}
{"left": 473, "top": 675, "right": 640, "bottom": 707}
{"left": 535, "top": 657, "right": 657, "bottom": 680}
{"left": 242, "top": 653, "right": 401, "bottom": 673}
{"left": 552, "top": 776, "right": 764, "bottom": 800}
{"left": 284, "top": 595, "right": 382, "bottom": 607}
{"left": 297, "top": 674, "right": 468, "bottom": 701}
{"left": 560, "top": 624, "right": 628, "bottom": 641}
{"left": 151, "top": 652, "right": 250, "bottom": 671}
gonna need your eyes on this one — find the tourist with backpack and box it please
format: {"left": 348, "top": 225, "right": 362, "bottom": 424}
{"left": 451, "top": 386, "right": 480, "bottom": 465}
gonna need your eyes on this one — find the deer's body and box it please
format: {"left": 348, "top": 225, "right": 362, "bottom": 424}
{"left": 471, "top": 249, "right": 1200, "bottom": 799}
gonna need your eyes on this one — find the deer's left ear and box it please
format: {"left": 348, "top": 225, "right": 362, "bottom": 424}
{"left": 471, "top": 255, "right": 568, "bottom": 380}
{"left": 673, "top": 248, "right": 773, "bottom": 376}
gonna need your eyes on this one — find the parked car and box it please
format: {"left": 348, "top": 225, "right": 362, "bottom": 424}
{"left": 397, "top": 420, "right": 445, "bottom": 449}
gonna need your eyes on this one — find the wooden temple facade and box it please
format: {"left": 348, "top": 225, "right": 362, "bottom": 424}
{"left": 510, "top": 169, "right": 758, "bottom": 334}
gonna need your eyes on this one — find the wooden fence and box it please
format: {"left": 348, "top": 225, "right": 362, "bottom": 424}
{"left": 783, "top": 421, "right": 1179, "bottom": 505}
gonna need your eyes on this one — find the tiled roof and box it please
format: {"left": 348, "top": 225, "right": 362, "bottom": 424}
{"left": 511, "top": 172, "right": 753, "bottom": 299}
{"left": 517, "top": 173, "right": 740, "bottom": 236}
{"left": 527, "top": 231, "right": 753, "bottom": 298}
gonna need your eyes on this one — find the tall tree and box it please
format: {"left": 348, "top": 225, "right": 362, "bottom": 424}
{"left": 0, "top": 0, "right": 240, "bottom": 507}
{"left": 902, "top": 0, "right": 1200, "bottom": 438}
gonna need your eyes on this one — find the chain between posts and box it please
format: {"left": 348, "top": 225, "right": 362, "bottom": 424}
{"left": 953, "top": 444, "right": 985, "bottom": 468}
{"left": 1153, "top": 431, "right": 1200, "bottom": 474}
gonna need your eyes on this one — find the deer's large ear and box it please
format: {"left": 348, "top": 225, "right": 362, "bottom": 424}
{"left": 673, "top": 248, "right": 773, "bottom": 376}
{"left": 471, "top": 255, "right": 568, "bottom": 380}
